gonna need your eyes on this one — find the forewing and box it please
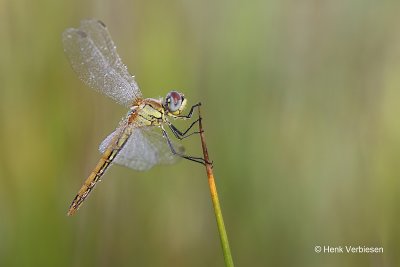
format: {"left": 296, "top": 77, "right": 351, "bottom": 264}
{"left": 100, "top": 126, "right": 184, "bottom": 171}
{"left": 62, "top": 19, "right": 141, "bottom": 107}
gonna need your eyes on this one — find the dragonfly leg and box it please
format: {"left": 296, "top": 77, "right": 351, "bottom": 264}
{"left": 168, "top": 102, "right": 205, "bottom": 139}
{"left": 161, "top": 126, "right": 212, "bottom": 166}
{"left": 167, "top": 118, "right": 202, "bottom": 140}
{"left": 177, "top": 102, "right": 202, "bottom": 119}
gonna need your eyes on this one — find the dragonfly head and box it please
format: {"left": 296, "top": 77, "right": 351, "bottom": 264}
{"left": 164, "top": 91, "right": 187, "bottom": 116}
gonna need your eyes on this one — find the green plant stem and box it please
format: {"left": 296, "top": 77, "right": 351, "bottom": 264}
{"left": 198, "top": 107, "right": 234, "bottom": 267}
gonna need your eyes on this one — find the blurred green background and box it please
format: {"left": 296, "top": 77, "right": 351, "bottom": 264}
{"left": 1, "top": 0, "right": 400, "bottom": 266}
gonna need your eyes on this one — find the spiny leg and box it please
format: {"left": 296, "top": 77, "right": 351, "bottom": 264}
{"left": 177, "top": 102, "right": 201, "bottom": 119}
{"left": 167, "top": 118, "right": 202, "bottom": 140}
{"left": 168, "top": 103, "right": 204, "bottom": 139}
{"left": 161, "top": 125, "right": 212, "bottom": 166}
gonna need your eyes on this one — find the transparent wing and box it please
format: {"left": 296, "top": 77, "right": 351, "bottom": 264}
{"left": 62, "top": 19, "right": 141, "bottom": 107}
{"left": 100, "top": 126, "right": 184, "bottom": 171}
{"left": 99, "top": 116, "right": 129, "bottom": 152}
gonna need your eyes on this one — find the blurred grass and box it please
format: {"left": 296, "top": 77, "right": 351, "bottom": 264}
{"left": 1, "top": 0, "right": 400, "bottom": 266}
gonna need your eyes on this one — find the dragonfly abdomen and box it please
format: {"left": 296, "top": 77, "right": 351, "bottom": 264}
{"left": 67, "top": 131, "right": 130, "bottom": 216}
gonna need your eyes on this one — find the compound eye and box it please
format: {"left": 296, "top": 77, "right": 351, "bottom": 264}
{"left": 166, "top": 91, "right": 183, "bottom": 112}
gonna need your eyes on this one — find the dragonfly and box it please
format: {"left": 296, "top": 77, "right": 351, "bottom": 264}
{"left": 63, "top": 19, "right": 208, "bottom": 216}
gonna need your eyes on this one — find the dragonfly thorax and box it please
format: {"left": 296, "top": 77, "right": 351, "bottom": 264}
{"left": 163, "top": 91, "right": 187, "bottom": 116}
